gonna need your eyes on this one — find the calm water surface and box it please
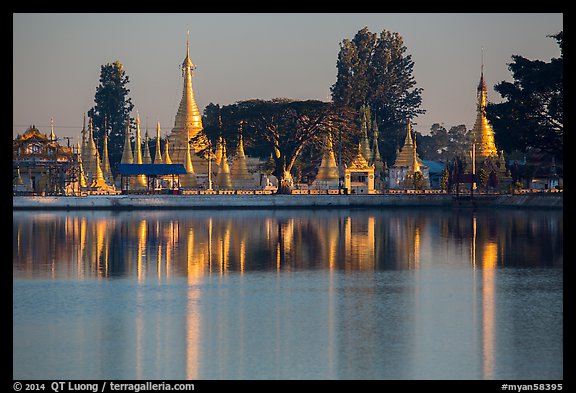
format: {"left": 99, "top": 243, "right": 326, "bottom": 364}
{"left": 13, "top": 208, "right": 563, "bottom": 380}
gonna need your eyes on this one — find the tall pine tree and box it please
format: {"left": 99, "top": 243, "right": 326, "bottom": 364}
{"left": 88, "top": 60, "right": 135, "bottom": 171}
{"left": 331, "top": 27, "right": 424, "bottom": 164}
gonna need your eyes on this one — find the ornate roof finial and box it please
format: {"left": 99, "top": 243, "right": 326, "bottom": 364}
{"left": 50, "top": 117, "right": 55, "bottom": 141}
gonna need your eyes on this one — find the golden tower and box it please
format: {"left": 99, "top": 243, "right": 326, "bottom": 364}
{"left": 169, "top": 32, "right": 204, "bottom": 164}
{"left": 393, "top": 119, "right": 422, "bottom": 174}
{"left": 132, "top": 113, "right": 148, "bottom": 189}
{"left": 215, "top": 140, "right": 232, "bottom": 190}
{"left": 154, "top": 122, "right": 163, "bottom": 164}
{"left": 164, "top": 137, "right": 173, "bottom": 164}
{"left": 142, "top": 129, "right": 152, "bottom": 164}
{"left": 179, "top": 129, "right": 198, "bottom": 188}
{"left": 83, "top": 118, "right": 99, "bottom": 182}
{"left": 121, "top": 122, "right": 134, "bottom": 164}
{"left": 314, "top": 133, "right": 340, "bottom": 183}
{"left": 76, "top": 142, "right": 88, "bottom": 189}
{"left": 230, "top": 126, "right": 254, "bottom": 189}
{"left": 360, "top": 112, "right": 373, "bottom": 164}
{"left": 101, "top": 128, "right": 114, "bottom": 187}
{"left": 471, "top": 65, "right": 498, "bottom": 159}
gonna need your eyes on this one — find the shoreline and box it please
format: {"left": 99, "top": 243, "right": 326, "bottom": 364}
{"left": 12, "top": 193, "right": 563, "bottom": 210}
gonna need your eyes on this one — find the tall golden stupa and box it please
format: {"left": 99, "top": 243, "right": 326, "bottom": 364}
{"left": 169, "top": 32, "right": 204, "bottom": 164}
{"left": 470, "top": 65, "right": 498, "bottom": 159}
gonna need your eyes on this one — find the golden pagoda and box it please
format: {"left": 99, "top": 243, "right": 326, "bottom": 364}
{"left": 371, "top": 119, "right": 386, "bottom": 189}
{"left": 179, "top": 129, "right": 198, "bottom": 188}
{"left": 89, "top": 147, "right": 113, "bottom": 192}
{"left": 101, "top": 129, "right": 114, "bottom": 188}
{"left": 470, "top": 65, "right": 498, "bottom": 159}
{"left": 121, "top": 122, "right": 134, "bottom": 164}
{"left": 76, "top": 142, "right": 88, "bottom": 190}
{"left": 313, "top": 132, "right": 340, "bottom": 188}
{"left": 389, "top": 119, "right": 430, "bottom": 189}
{"left": 154, "top": 121, "right": 163, "bottom": 164}
{"left": 164, "top": 137, "right": 173, "bottom": 164}
{"left": 142, "top": 130, "right": 152, "bottom": 164}
{"left": 360, "top": 112, "right": 373, "bottom": 164}
{"left": 168, "top": 32, "right": 204, "bottom": 164}
{"left": 215, "top": 139, "right": 232, "bottom": 190}
{"left": 82, "top": 118, "right": 99, "bottom": 183}
{"left": 230, "top": 126, "right": 254, "bottom": 189}
{"left": 132, "top": 112, "right": 148, "bottom": 190}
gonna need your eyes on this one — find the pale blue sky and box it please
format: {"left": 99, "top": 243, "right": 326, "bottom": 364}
{"left": 13, "top": 13, "right": 563, "bottom": 142}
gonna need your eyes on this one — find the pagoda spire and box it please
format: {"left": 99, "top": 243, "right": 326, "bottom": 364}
{"left": 134, "top": 111, "right": 144, "bottom": 164}
{"left": 76, "top": 142, "right": 88, "bottom": 189}
{"left": 215, "top": 139, "right": 232, "bottom": 190}
{"left": 132, "top": 112, "right": 148, "bottom": 190}
{"left": 49, "top": 117, "right": 56, "bottom": 141}
{"left": 360, "top": 111, "right": 372, "bottom": 164}
{"left": 230, "top": 123, "right": 253, "bottom": 189}
{"left": 169, "top": 31, "right": 204, "bottom": 163}
{"left": 412, "top": 132, "right": 421, "bottom": 174}
{"left": 121, "top": 121, "right": 134, "bottom": 164}
{"left": 371, "top": 118, "right": 385, "bottom": 178}
{"left": 180, "top": 129, "right": 198, "bottom": 188}
{"left": 164, "top": 136, "right": 172, "bottom": 164}
{"left": 471, "top": 53, "right": 497, "bottom": 158}
{"left": 101, "top": 117, "right": 114, "bottom": 187}
{"left": 154, "top": 121, "right": 163, "bottom": 164}
{"left": 142, "top": 128, "right": 152, "bottom": 164}
{"left": 83, "top": 117, "right": 98, "bottom": 182}
{"left": 315, "top": 132, "right": 339, "bottom": 183}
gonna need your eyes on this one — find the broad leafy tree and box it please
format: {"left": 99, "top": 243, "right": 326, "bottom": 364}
{"left": 198, "top": 99, "right": 358, "bottom": 193}
{"left": 88, "top": 60, "right": 135, "bottom": 170}
{"left": 331, "top": 26, "right": 425, "bottom": 164}
{"left": 486, "top": 32, "right": 563, "bottom": 162}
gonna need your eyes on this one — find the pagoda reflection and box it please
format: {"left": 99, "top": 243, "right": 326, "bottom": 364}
{"left": 13, "top": 208, "right": 562, "bottom": 280}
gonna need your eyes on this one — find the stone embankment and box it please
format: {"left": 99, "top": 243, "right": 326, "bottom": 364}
{"left": 12, "top": 193, "right": 563, "bottom": 210}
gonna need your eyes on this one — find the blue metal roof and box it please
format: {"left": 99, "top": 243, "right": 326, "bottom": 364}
{"left": 118, "top": 164, "right": 187, "bottom": 175}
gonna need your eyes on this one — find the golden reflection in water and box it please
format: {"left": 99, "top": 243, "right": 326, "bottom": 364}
{"left": 186, "top": 225, "right": 201, "bottom": 379}
{"left": 14, "top": 210, "right": 560, "bottom": 280}
{"left": 482, "top": 241, "right": 498, "bottom": 379}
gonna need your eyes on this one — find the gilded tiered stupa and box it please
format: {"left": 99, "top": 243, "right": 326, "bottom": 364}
{"left": 466, "top": 65, "right": 511, "bottom": 189}
{"left": 388, "top": 119, "right": 430, "bottom": 189}
{"left": 471, "top": 66, "right": 497, "bottom": 159}
{"left": 312, "top": 133, "right": 340, "bottom": 189}
{"left": 168, "top": 32, "right": 207, "bottom": 178}
{"left": 215, "top": 139, "right": 232, "bottom": 190}
{"left": 230, "top": 128, "right": 254, "bottom": 190}
{"left": 370, "top": 119, "right": 386, "bottom": 189}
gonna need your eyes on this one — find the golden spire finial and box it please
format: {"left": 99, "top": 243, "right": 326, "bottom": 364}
{"left": 164, "top": 136, "right": 172, "bottom": 164}
{"left": 154, "top": 121, "right": 163, "bottom": 164}
{"left": 49, "top": 117, "right": 55, "bottom": 140}
{"left": 121, "top": 119, "right": 134, "bottom": 164}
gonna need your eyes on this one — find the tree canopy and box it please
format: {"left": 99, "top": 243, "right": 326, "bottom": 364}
{"left": 88, "top": 60, "right": 135, "bottom": 171}
{"left": 198, "top": 99, "right": 358, "bottom": 193}
{"left": 331, "top": 26, "right": 425, "bottom": 163}
{"left": 486, "top": 32, "right": 563, "bottom": 163}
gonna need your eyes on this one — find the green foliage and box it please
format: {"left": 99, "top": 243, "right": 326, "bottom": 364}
{"left": 88, "top": 60, "right": 135, "bottom": 171}
{"left": 413, "top": 171, "right": 425, "bottom": 190}
{"left": 199, "top": 99, "right": 358, "bottom": 193}
{"left": 440, "top": 168, "right": 449, "bottom": 191}
{"left": 486, "top": 32, "right": 562, "bottom": 163}
{"left": 331, "top": 27, "right": 425, "bottom": 164}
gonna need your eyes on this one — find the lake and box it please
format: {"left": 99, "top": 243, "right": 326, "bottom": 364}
{"left": 13, "top": 208, "right": 563, "bottom": 380}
